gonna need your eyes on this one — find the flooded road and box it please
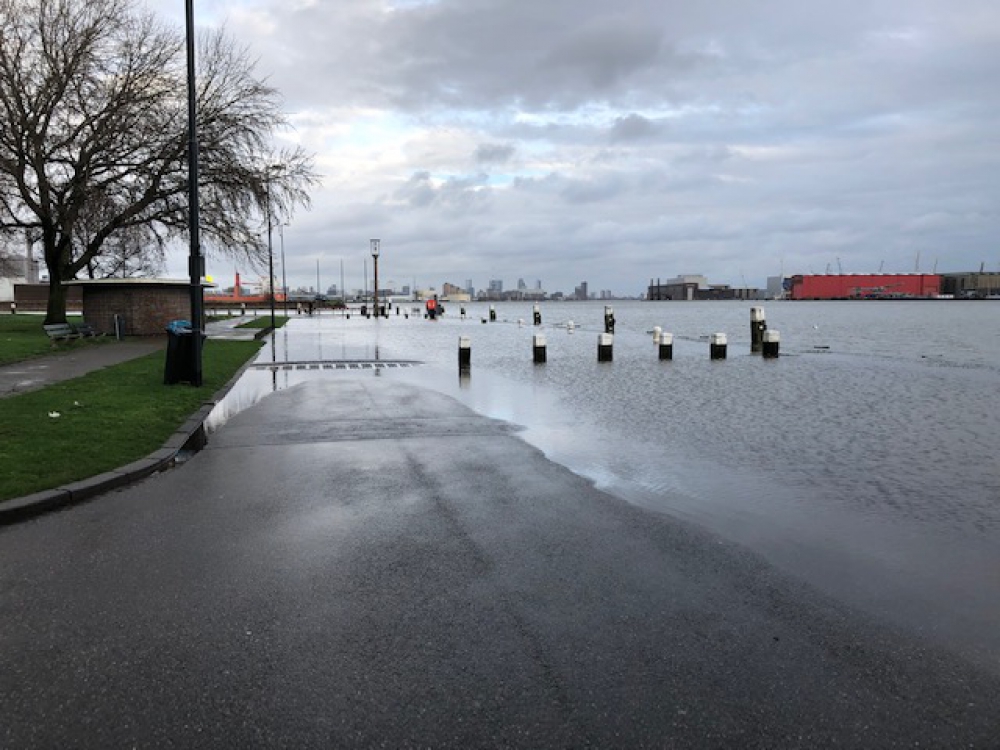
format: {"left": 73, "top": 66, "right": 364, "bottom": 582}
{"left": 209, "top": 300, "right": 1000, "bottom": 672}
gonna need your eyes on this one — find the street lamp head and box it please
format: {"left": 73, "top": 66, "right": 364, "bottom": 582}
{"left": 370, "top": 238, "right": 380, "bottom": 258}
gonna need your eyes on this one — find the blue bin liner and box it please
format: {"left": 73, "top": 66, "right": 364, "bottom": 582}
{"left": 166, "top": 319, "right": 192, "bottom": 334}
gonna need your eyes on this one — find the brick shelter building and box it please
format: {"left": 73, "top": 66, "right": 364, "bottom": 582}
{"left": 66, "top": 278, "right": 212, "bottom": 336}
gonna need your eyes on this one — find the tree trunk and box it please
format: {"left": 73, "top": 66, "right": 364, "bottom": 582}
{"left": 44, "top": 272, "right": 68, "bottom": 325}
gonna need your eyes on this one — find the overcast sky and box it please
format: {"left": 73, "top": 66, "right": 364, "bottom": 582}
{"left": 160, "top": 0, "right": 1000, "bottom": 296}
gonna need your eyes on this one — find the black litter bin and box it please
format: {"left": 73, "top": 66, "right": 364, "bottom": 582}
{"left": 163, "top": 319, "right": 204, "bottom": 384}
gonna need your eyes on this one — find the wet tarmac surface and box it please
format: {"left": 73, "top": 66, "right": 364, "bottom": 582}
{"left": 2, "top": 374, "right": 1000, "bottom": 747}
{"left": 210, "top": 305, "right": 1000, "bottom": 676}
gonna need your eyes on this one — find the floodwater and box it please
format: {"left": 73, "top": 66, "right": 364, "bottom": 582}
{"left": 209, "top": 300, "right": 1000, "bottom": 671}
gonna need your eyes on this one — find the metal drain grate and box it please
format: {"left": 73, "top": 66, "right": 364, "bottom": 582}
{"left": 250, "top": 360, "right": 420, "bottom": 372}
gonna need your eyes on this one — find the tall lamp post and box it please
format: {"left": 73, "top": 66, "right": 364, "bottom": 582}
{"left": 279, "top": 222, "right": 288, "bottom": 318}
{"left": 370, "top": 239, "right": 380, "bottom": 318}
{"left": 184, "top": 0, "right": 203, "bottom": 386}
{"left": 266, "top": 173, "right": 276, "bottom": 331}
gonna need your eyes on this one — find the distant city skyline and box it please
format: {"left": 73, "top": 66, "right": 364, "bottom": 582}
{"left": 161, "top": 0, "right": 1000, "bottom": 294}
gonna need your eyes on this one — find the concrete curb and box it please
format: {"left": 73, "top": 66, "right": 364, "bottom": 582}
{"left": 0, "top": 351, "right": 260, "bottom": 526}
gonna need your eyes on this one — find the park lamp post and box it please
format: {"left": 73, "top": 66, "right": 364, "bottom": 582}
{"left": 370, "top": 239, "right": 380, "bottom": 317}
{"left": 184, "top": 0, "right": 204, "bottom": 386}
{"left": 279, "top": 222, "right": 289, "bottom": 318}
{"left": 266, "top": 175, "right": 276, "bottom": 331}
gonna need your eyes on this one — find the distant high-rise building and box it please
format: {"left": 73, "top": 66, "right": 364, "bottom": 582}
{"left": 489, "top": 279, "right": 503, "bottom": 293}
{"left": 535, "top": 279, "right": 542, "bottom": 290}
{"left": 574, "top": 281, "right": 589, "bottom": 300}
{"left": 517, "top": 277, "right": 526, "bottom": 290}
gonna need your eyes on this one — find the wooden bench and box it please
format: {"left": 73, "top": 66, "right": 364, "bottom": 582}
{"left": 43, "top": 323, "right": 80, "bottom": 343}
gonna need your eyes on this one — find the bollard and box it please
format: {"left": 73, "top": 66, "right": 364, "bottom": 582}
{"left": 458, "top": 336, "right": 471, "bottom": 371}
{"left": 567, "top": 320, "right": 575, "bottom": 334}
{"left": 10, "top": 301, "right": 16, "bottom": 314}
{"left": 533, "top": 334, "right": 547, "bottom": 364}
{"left": 710, "top": 332, "right": 727, "bottom": 360}
{"left": 533, "top": 304, "right": 541, "bottom": 326}
{"left": 659, "top": 332, "right": 674, "bottom": 360}
{"left": 598, "top": 332, "right": 613, "bottom": 362}
{"left": 762, "top": 329, "right": 780, "bottom": 358}
{"left": 653, "top": 325, "right": 661, "bottom": 344}
{"left": 604, "top": 305, "right": 615, "bottom": 334}
{"left": 489, "top": 305, "right": 496, "bottom": 322}
{"left": 518, "top": 318, "right": 524, "bottom": 327}
{"left": 460, "top": 306, "right": 466, "bottom": 320}
{"left": 397, "top": 306, "right": 400, "bottom": 316}
{"left": 751, "top": 307, "right": 767, "bottom": 353}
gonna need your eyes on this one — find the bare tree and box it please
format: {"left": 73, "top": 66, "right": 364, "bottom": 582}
{"left": 0, "top": 0, "right": 316, "bottom": 323}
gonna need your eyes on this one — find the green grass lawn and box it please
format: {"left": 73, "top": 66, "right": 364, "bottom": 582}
{"left": 0, "top": 339, "right": 262, "bottom": 502}
{"left": 236, "top": 315, "right": 289, "bottom": 329}
{"left": 0, "top": 314, "right": 106, "bottom": 366}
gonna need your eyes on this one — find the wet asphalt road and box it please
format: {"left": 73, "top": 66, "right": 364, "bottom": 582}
{"left": 2, "top": 377, "right": 999, "bottom": 748}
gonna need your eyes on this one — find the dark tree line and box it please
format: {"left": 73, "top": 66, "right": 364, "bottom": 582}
{"left": 0, "top": 0, "right": 317, "bottom": 322}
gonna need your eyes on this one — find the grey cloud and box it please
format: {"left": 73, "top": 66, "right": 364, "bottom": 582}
{"left": 474, "top": 143, "right": 515, "bottom": 164}
{"left": 394, "top": 171, "right": 436, "bottom": 208}
{"left": 539, "top": 16, "right": 664, "bottom": 92}
{"left": 609, "top": 114, "right": 658, "bottom": 142}
{"left": 394, "top": 170, "right": 493, "bottom": 214}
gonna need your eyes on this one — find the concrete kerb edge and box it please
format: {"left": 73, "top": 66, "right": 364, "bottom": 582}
{"left": 0, "top": 342, "right": 263, "bottom": 525}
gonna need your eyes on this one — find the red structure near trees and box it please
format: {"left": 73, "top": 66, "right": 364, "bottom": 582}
{"left": 789, "top": 274, "right": 941, "bottom": 300}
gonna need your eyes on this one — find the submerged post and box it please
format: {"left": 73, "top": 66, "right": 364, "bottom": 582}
{"left": 458, "top": 336, "right": 471, "bottom": 371}
{"left": 653, "top": 326, "right": 662, "bottom": 344}
{"left": 598, "top": 332, "right": 614, "bottom": 362}
{"left": 489, "top": 304, "right": 496, "bottom": 322}
{"left": 751, "top": 307, "right": 767, "bottom": 353}
{"left": 533, "top": 304, "right": 542, "bottom": 326}
{"left": 533, "top": 334, "right": 547, "bottom": 363}
{"left": 659, "top": 332, "right": 673, "bottom": 360}
{"left": 604, "top": 306, "right": 615, "bottom": 334}
{"left": 710, "top": 332, "right": 727, "bottom": 360}
{"left": 763, "top": 330, "right": 780, "bottom": 358}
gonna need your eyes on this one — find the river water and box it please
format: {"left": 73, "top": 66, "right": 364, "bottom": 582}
{"left": 210, "top": 300, "right": 1000, "bottom": 671}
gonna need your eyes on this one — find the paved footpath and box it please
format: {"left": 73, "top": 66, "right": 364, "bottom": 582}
{"left": 0, "top": 318, "right": 258, "bottom": 398}
{"left": 0, "top": 340, "right": 165, "bottom": 397}
{"left": 1, "top": 375, "right": 998, "bottom": 747}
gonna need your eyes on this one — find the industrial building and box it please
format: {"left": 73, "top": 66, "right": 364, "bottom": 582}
{"left": 647, "top": 275, "right": 762, "bottom": 301}
{"left": 788, "top": 274, "right": 940, "bottom": 300}
{"left": 939, "top": 272, "right": 1000, "bottom": 298}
